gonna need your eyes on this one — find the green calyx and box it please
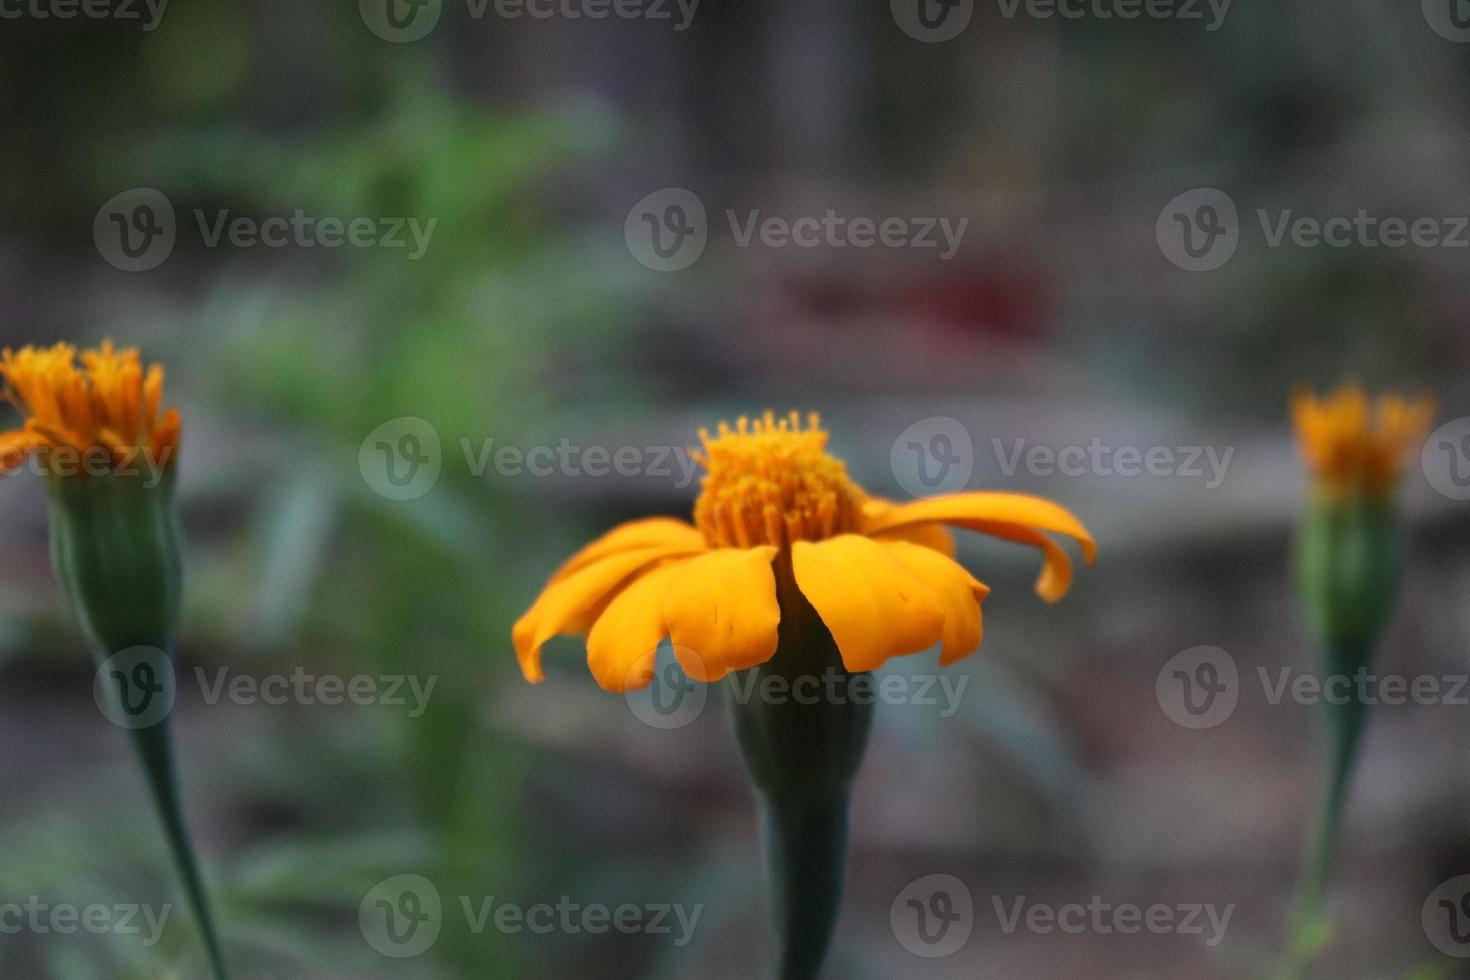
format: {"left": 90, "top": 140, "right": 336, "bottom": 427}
{"left": 725, "top": 556, "right": 873, "bottom": 980}
{"left": 47, "top": 467, "right": 183, "bottom": 656}
{"left": 1295, "top": 492, "right": 1401, "bottom": 660}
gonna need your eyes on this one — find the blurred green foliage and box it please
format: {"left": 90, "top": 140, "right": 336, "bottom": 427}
{"left": 1, "top": 26, "right": 657, "bottom": 976}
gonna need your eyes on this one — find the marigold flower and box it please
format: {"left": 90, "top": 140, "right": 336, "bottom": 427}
{"left": 3, "top": 339, "right": 227, "bottom": 978}
{"left": 1291, "top": 385, "right": 1435, "bottom": 500}
{"left": 514, "top": 411, "right": 1095, "bottom": 691}
{"left": 1, "top": 340, "right": 182, "bottom": 478}
{"left": 1285, "top": 384, "right": 1433, "bottom": 978}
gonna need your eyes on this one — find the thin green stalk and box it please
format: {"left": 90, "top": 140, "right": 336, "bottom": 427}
{"left": 124, "top": 678, "right": 231, "bottom": 980}
{"left": 1282, "top": 648, "right": 1372, "bottom": 980}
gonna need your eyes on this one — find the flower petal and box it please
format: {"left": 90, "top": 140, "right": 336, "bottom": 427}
{"left": 514, "top": 545, "right": 690, "bottom": 683}
{"left": 882, "top": 540, "right": 989, "bottom": 666}
{"left": 662, "top": 546, "right": 781, "bottom": 683}
{"left": 871, "top": 521, "right": 956, "bottom": 557}
{"left": 792, "top": 534, "right": 945, "bottom": 673}
{"left": 864, "top": 492, "right": 1095, "bottom": 559}
{"left": 862, "top": 492, "right": 1095, "bottom": 602}
{"left": 865, "top": 496, "right": 958, "bottom": 556}
{"left": 0, "top": 428, "right": 43, "bottom": 476}
{"left": 585, "top": 561, "right": 690, "bottom": 692}
{"left": 549, "top": 516, "right": 706, "bottom": 584}
{"left": 1002, "top": 524, "right": 1076, "bottom": 603}
{"left": 150, "top": 408, "right": 182, "bottom": 468}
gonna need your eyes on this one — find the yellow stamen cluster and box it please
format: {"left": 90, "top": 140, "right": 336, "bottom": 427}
{"left": 0, "top": 341, "right": 181, "bottom": 477}
{"left": 693, "top": 411, "right": 865, "bottom": 549}
{"left": 1291, "top": 385, "right": 1434, "bottom": 499}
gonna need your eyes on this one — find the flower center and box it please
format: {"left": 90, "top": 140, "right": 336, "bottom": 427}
{"left": 693, "top": 411, "right": 864, "bottom": 549}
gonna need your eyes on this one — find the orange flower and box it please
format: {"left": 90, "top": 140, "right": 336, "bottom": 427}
{"left": 514, "top": 411, "right": 1095, "bottom": 691}
{"left": 1291, "top": 385, "right": 1435, "bottom": 499}
{"left": 0, "top": 341, "right": 181, "bottom": 478}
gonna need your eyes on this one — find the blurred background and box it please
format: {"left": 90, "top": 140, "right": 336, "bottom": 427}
{"left": 2, "top": 1, "right": 1470, "bottom": 976}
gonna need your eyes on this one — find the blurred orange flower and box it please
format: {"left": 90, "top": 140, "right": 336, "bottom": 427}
{"left": 1291, "top": 385, "right": 1435, "bottom": 499}
{"left": 0, "top": 341, "right": 181, "bottom": 478}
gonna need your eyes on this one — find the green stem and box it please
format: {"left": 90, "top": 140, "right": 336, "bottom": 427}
{"left": 128, "top": 710, "right": 231, "bottom": 980}
{"left": 725, "top": 552, "right": 873, "bottom": 979}
{"left": 760, "top": 791, "right": 851, "bottom": 980}
{"left": 1282, "top": 653, "right": 1372, "bottom": 980}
